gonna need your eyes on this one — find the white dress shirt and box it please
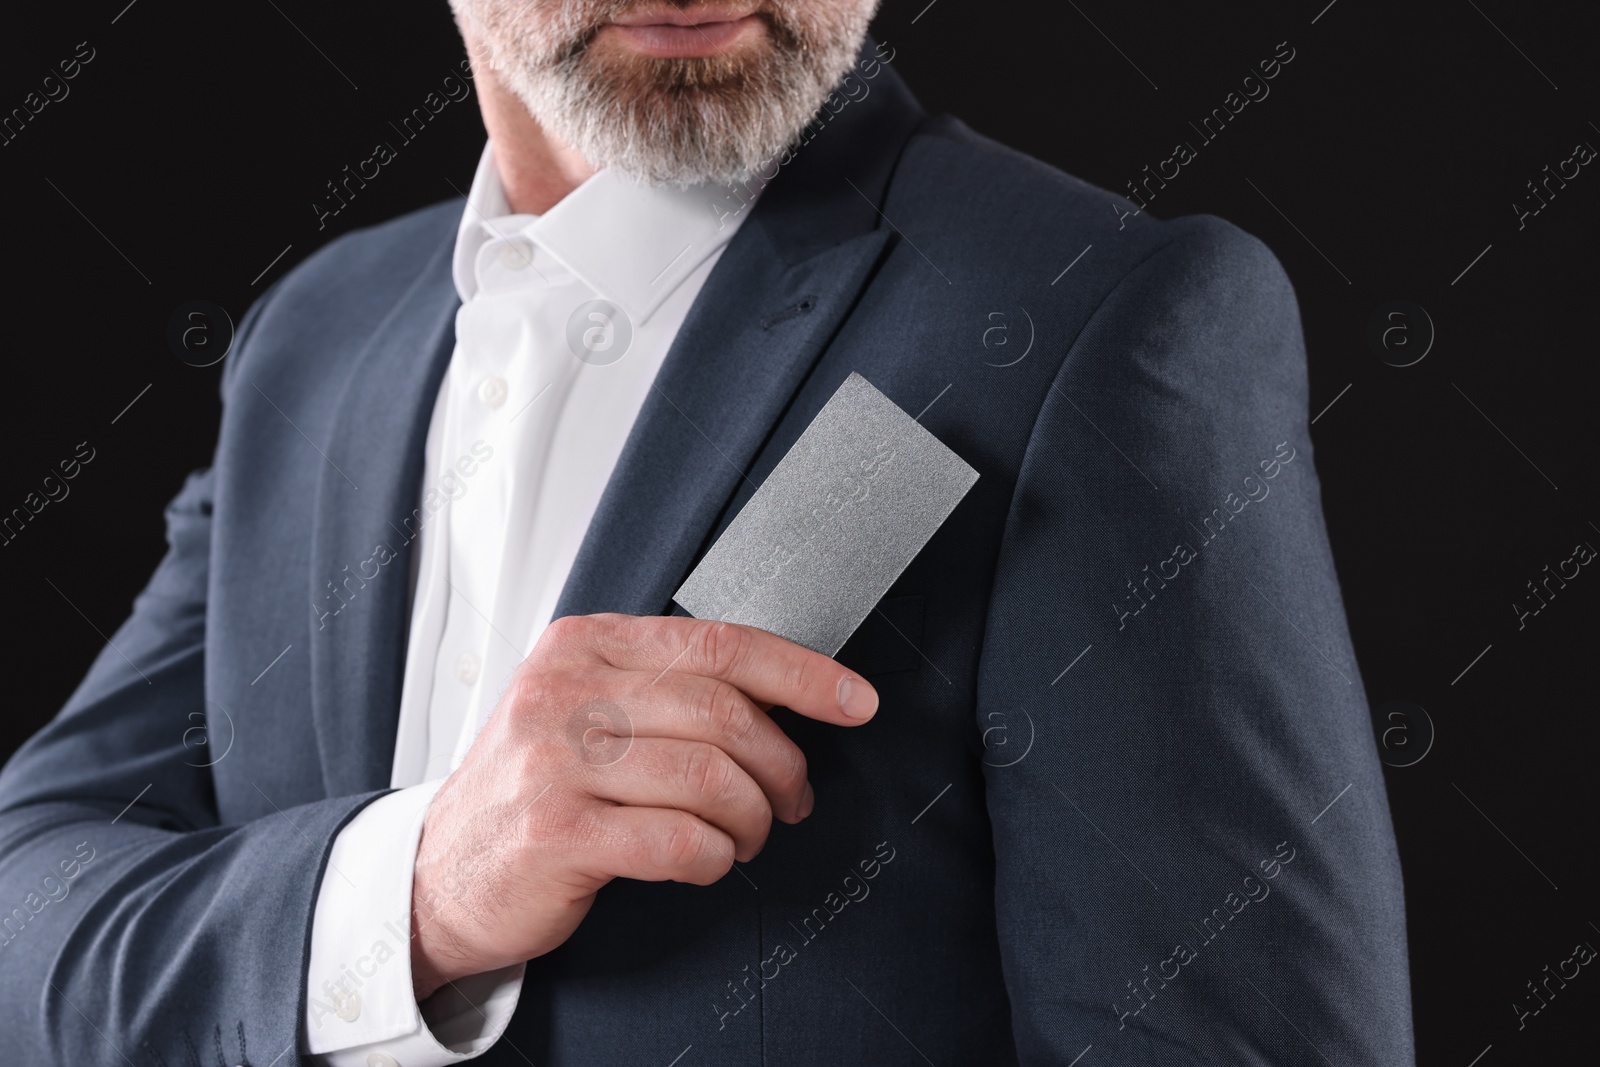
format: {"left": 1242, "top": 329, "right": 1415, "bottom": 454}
{"left": 303, "top": 140, "right": 756, "bottom": 1066}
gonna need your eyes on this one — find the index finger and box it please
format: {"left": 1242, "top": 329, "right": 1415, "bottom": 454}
{"left": 571, "top": 614, "right": 879, "bottom": 725}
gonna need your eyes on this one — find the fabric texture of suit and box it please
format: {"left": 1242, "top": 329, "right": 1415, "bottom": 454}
{"left": 0, "top": 38, "right": 1414, "bottom": 1066}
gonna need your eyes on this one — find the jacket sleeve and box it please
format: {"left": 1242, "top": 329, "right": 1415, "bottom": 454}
{"left": 977, "top": 216, "right": 1415, "bottom": 1065}
{"left": 0, "top": 282, "right": 385, "bottom": 1067}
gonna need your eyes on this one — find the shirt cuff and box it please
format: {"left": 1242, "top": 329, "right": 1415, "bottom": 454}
{"left": 305, "top": 780, "right": 525, "bottom": 1065}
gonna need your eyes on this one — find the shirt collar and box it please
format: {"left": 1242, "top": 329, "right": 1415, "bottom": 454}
{"left": 451, "top": 139, "right": 760, "bottom": 324}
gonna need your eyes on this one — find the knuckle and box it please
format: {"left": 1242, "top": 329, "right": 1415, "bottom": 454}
{"left": 505, "top": 664, "right": 560, "bottom": 716}
{"left": 659, "top": 815, "right": 708, "bottom": 871}
{"left": 781, "top": 654, "right": 814, "bottom": 702}
{"left": 507, "top": 735, "right": 550, "bottom": 782}
{"left": 691, "top": 620, "right": 752, "bottom": 678}
{"left": 541, "top": 613, "right": 606, "bottom": 658}
{"left": 566, "top": 802, "right": 612, "bottom": 855}
{"left": 546, "top": 793, "right": 587, "bottom": 838}
{"left": 681, "top": 743, "right": 729, "bottom": 802}
{"left": 520, "top": 785, "right": 585, "bottom": 850}
{"left": 539, "top": 613, "right": 583, "bottom": 649}
{"left": 538, "top": 726, "right": 584, "bottom": 770}
{"left": 553, "top": 805, "right": 613, "bottom": 881}
{"left": 696, "top": 680, "right": 752, "bottom": 745}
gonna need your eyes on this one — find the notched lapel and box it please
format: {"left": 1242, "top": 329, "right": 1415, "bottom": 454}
{"left": 552, "top": 223, "right": 894, "bottom": 624}
{"left": 306, "top": 233, "right": 460, "bottom": 798}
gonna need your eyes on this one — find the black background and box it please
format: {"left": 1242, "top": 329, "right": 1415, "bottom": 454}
{"left": 1, "top": 1, "right": 1595, "bottom": 1062}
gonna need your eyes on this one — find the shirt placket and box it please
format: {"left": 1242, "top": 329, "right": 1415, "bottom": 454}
{"left": 433, "top": 229, "right": 548, "bottom": 760}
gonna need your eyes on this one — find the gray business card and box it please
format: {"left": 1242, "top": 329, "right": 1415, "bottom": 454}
{"left": 673, "top": 372, "right": 978, "bottom": 656}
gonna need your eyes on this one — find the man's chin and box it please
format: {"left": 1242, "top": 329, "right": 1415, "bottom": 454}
{"left": 511, "top": 9, "right": 858, "bottom": 187}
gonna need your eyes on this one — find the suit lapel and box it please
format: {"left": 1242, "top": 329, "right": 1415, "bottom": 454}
{"left": 307, "top": 232, "right": 460, "bottom": 798}
{"left": 551, "top": 227, "right": 889, "bottom": 621}
{"left": 553, "top": 46, "right": 926, "bottom": 621}
{"left": 304, "top": 43, "right": 925, "bottom": 794}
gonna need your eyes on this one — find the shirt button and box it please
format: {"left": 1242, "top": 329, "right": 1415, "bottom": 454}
{"left": 498, "top": 239, "right": 533, "bottom": 269}
{"left": 333, "top": 987, "right": 360, "bottom": 1022}
{"left": 478, "top": 376, "right": 508, "bottom": 409}
{"left": 456, "top": 651, "right": 481, "bottom": 686}
{"left": 366, "top": 1054, "right": 399, "bottom": 1067}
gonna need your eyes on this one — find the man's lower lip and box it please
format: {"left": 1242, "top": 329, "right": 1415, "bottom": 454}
{"left": 602, "top": 14, "right": 763, "bottom": 58}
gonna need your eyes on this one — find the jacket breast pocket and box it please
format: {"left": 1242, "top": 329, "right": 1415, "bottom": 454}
{"left": 834, "top": 594, "right": 925, "bottom": 678}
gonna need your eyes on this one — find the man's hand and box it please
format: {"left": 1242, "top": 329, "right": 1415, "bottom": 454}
{"left": 408, "top": 614, "right": 878, "bottom": 1000}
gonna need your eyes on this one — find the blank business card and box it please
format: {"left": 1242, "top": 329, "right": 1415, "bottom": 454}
{"left": 673, "top": 372, "right": 978, "bottom": 656}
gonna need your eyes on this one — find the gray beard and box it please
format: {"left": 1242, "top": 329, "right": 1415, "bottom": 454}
{"left": 469, "top": 3, "right": 875, "bottom": 187}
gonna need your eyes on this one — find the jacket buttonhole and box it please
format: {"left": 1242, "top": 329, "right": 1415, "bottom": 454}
{"left": 760, "top": 295, "right": 819, "bottom": 330}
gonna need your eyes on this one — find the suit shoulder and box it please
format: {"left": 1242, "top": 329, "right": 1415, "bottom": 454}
{"left": 223, "top": 197, "right": 460, "bottom": 395}
{"left": 1055, "top": 212, "right": 1308, "bottom": 409}
{"left": 1135, "top": 211, "right": 1294, "bottom": 296}
{"left": 887, "top": 115, "right": 1291, "bottom": 294}
{"left": 278, "top": 196, "right": 461, "bottom": 297}
{"left": 239, "top": 196, "right": 459, "bottom": 335}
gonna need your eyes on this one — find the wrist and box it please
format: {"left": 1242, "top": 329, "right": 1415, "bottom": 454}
{"left": 410, "top": 893, "right": 467, "bottom": 1003}
{"left": 410, "top": 835, "right": 478, "bottom": 1003}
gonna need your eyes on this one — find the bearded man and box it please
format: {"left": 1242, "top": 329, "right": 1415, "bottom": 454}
{"left": 0, "top": 2, "right": 1415, "bottom": 1065}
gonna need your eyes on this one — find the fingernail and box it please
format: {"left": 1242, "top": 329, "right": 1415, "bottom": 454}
{"left": 799, "top": 781, "right": 815, "bottom": 820}
{"left": 837, "top": 675, "right": 877, "bottom": 719}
